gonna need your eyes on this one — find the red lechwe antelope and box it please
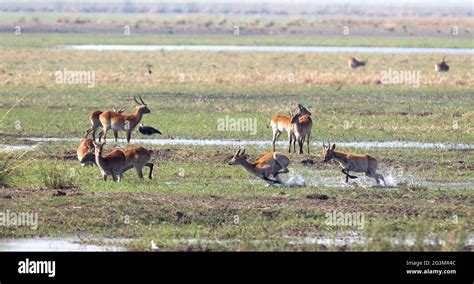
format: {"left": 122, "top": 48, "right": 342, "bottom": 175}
{"left": 76, "top": 136, "right": 95, "bottom": 166}
{"left": 85, "top": 107, "right": 125, "bottom": 141}
{"left": 290, "top": 104, "right": 313, "bottom": 154}
{"left": 435, "top": 57, "right": 449, "bottom": 72}
{"left": 228, "top": 149, "right": 290, "bottom": 185}
{"left": 92, "top": 141, "right": 154, "bottom": 182}
{"left": 269, "top": 104, "right": 312, "bottom": 154}
{"left": 99, "top": 96, "right": 150, "bottom": 143}
{"left": 322, "top": 142, "right": 386, "bottom": 186}
{"left": 348, "top": 56, "right": 367, "bottom": 68}
{"left": 92, "top": 141, "right": 127, "bottom": 182}
{"left": 269, "top": 111, "right": 294, "bottom": 153}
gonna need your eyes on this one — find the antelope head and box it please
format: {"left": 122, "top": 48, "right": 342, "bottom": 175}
{"left": 291, "top": 104, "right": 312, "bottom": 123}
{"left": 228, "top": 149, "right": 248, "bottom": 165}
{"left": 92, "top": 141, "right": 106, "bottom": 157}
{"left": 322, "top": 141, "right": 336, "bottom": 162}
{"left": 133, "top": 95, "right": 151, "bottom": 114}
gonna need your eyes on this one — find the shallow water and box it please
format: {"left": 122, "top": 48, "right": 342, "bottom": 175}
{"left": 167, "top": 231, "right": 474, "bottom": 248}
{"left": 60, "top": 45, "right": 474, "bottom": 55}
{"left": 17, "top": 137, "right": 474, "bottom": 149}
{"left": 0, "top": 237, "right": 125, "bottom": 251}
{"left": 0, "top": 144, "right": 38, "bottom": 153}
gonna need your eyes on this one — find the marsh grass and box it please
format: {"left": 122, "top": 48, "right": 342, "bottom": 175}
{"left": 37, "top": 163, "right": 78, "bottom": 189}
{"left": 0, "top": 152, "right": 16, "bottom": 186}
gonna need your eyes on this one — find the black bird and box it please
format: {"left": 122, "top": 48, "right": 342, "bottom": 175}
{"left": 138, "top": 123, "right": 161, "bottom": 135}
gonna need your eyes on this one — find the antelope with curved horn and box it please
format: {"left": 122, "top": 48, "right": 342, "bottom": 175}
{"left": 77, "top": 135, "right": 95, "bottom": 167}
{"left": 85, "top": 107, "right": 126, "bottom": 141}
{"left": 99, "top": 96, "right": 151, "bottom": 143}
{"left": 290, "top": 104, "right": 313, "bottom": 154}
{"left": 435, "top": 57, "right": 449, "bottom": 72}
{"left": 322, "top": 142, "right": 386, "bottom": 186}
{"left": 228, "top": 149, "right": 290, "bottom": 185}
{"left": 348, "top": 57, "right": 367, "bottom": 68}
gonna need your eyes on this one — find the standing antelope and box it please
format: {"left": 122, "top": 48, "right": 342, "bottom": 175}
{"left": 435, "top": 57, "right": 449, "bottom": 72}
{"left": 99, "top": 96, "right": 150, "bottom": 143}
{"left": 348, "top": 57, "right": 367, "bottom": 68}
{"left": 77, "top": 136, "right": 95, "bottom": 166}
{"left": 85, "top": 107, "right": 125, "bottom": 141}
{"left": 92, "top": 141, "right": 127, "bottom": 182}
{"left": 228, "top": 149, "right": 290, "bottom": 185}
{"left": 269, "top": 112, "right": 294, "bottom": 153}
{"left": 290, "top": 104, "right": 313, "bottom": 154}
{"left": 322, "top": 142, "right": 386, "bottom": 186}
{"left": 92, "top": 142, "right": 154, "bottom": 182}
{"left": 120, "top": 146, "right": 154, "bottom": 180}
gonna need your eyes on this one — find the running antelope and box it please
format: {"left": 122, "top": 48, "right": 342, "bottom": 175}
{"left": 92, "top": 142, "right": 154, "bottom": 182}
{"left": 435, "top": 57, "right": 449, "bottom": 72}
{"left": 85, "top": 107, "right": 125, "bottom": 141}
{"left": 348, "top": 57, "right": 367, "bottom": 68}
{"left": 99, "top": 96, "right": 151, "bottom": 143}
{"left": 290, "top": 104, "right": 313, "bottom": 154}
{"left": 77, "top": 136, "right": 95, "bottom": 166}
{"left": 228, "top": 149, "right": 290, "bottom": 185}
{"left": 322, "top": 142, "right": 386, "bottom": 186}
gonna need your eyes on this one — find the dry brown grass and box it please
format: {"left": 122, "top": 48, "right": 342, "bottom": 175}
{"left": 0, "top": 49, "right": 472, "bottom": 88}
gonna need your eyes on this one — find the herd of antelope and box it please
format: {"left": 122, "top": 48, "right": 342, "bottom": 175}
{"left": 76, "top": 98, "right": 385, "bottom": 187}
{"left": 76, "top": 56, "right": 450, "bottom": 186}
{"left": 230, "top": 103, "right": 386, "bottom": 186}
{"left": 77, "top": 95, "right": 157, "bottom": 182}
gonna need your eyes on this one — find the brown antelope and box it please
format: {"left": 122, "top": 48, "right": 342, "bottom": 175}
{"left": 120, "top": 146, "right": 154, "bottom": 180}
{"left": 322, "top": 142, "right": 386, "bottom": 186}
{"left": 92, "top": 142, "right": 154, "bottom": 182}
{"left": 290, "top": 104, "right": 313, "bottom": 154}
{"left": 435, "top": 57, "right": 449, "bottom": 72}
{"left": 85, "top": 107, "right": 125, "bottom": 141}
{"left": 99, "top": 96, "right": 150, "bottom": 143}
{"left": 348, "top": 57, "right": 367, "bottom": 68}
{"left": 92, "top": 141, "right": 127, "bottom": 182}
{"left": 269, "top": 113, "right": 294, "bottom": 153}
{"left": 77, "top": 136, "right": 95, "bottom": 166}
{"left": 228, "top": 149, "right": 290, "bottom": 185}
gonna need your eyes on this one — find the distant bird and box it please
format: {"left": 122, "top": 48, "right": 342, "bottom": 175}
{"left": 138, "top": 123, "right": 161, "bottom": 135}
{"left": 348, "top": 56, "right": 367, "bottom": 68}
{"left": 146, "top": 63, "right": 152, "bottom": 74}
{"left": 435, "top": 57, "right": 449, "bottom": 72}
{"left": 151, "top": 240, "right": 159, "bottom": 250}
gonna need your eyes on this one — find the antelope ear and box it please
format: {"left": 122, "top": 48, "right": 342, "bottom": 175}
{"left": 331, "top": 144, "right": 336, "bottom": 150}
{"left": 243, "top": 154, "right": 249, "bottom": 159}
{"left": 298, "top": 103, "right": 303, "bottom": 109}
